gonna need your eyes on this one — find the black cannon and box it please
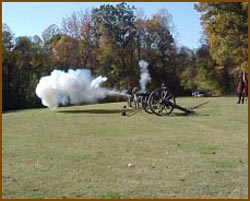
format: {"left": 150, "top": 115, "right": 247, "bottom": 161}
{"left": 127, "top": 84, "right": 209, "bottom": 116}
{"left": 136, "top": 91, "right": 152, "bottom": 114}
{"left": 148, "top": 88, "right": 194, "bottom": 116}
{"left": 127, "top": 91, "right": 152, "bottom": 113}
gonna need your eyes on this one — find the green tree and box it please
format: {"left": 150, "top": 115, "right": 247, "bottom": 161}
{"left": 12, "top": 36, "right": 38, "bottom": 108}
{"left": 175, "top": 46, "right": 194, "bottom": 95}
{"left": 2, "top": 24, "right": 53, "bottom": 110}
{"left": 2, "top": 23, "right": 15, "bottom": 110}
{"left": 180, "top": 44, "right": 221, "bottom": 95}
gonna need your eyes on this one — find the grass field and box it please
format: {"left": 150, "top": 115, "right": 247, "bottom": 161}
{"left": 2, "top": 97, "right": 248, "bottom": 199}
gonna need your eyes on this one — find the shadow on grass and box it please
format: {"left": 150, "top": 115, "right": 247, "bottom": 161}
{"left": 58, "top": 108, "right": 136, "bottom": 114}
{"left": 170, "top": 112, "right": 210, "bottom": 117}
{"left": 57, "top": 108, "right": 209, "bottom": 117}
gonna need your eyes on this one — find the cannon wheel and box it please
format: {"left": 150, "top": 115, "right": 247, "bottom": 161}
{"left": 149, "top": 89, "right": 176, "bottom": 116}
{"left": 141, "top": 95, "right": 153, "bottom": 114}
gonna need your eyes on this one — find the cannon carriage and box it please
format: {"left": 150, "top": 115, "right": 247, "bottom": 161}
{"left": 127, "top": 84, "right": 206, "bottom": 116}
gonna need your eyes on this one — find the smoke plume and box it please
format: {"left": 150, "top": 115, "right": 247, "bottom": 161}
{"left": 35, "top": 69, "right": 127, "bottom": 110}
{"left": 139, "top": 60, "right": 151, "bottom": 92}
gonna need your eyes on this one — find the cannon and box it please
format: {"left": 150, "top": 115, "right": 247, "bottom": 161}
{"left": 127, "top": 84, "right": 209, "bottom": 116}
{"left": 148, "top": 88, "right": 194, "bottom": 116}
{"left": 147, "top": 84, "right": 210, "bottom": 116}
{"left": 136, "top": 91, "right": 152, "bottom": 114}
{"left": 127, "top": 91, "right": 152, "bottom": 113}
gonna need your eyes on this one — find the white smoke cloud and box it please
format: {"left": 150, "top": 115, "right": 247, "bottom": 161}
{"left": 35, "top": 69, "right": 127, "bottom": 110}
{"left": 139, "top": 60, "right": 151, "bottom": 92}
{"left": 91, "top": 76, "right": 107, "bottom": 89}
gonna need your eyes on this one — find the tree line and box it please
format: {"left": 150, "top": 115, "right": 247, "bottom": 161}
{"left": 2, "top": 2, "right": 248, "bottom": 110}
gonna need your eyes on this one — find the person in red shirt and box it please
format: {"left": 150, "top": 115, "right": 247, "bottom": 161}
{"left": 236, "top": 71, "right": 247, "bottom": 104}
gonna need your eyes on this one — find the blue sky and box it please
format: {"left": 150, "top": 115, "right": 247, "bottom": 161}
{"left": 2, "top": 2, "right": 203, "bottom": 49}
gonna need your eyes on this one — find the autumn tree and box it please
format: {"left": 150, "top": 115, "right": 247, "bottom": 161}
{"left": 141, "top": 9, "right": 178, "bottom": 91}
{"left": 50, "top": 35, "right": 81, "bottom": 70}
{"left": 92, "top": 3, "right": 138, "bottom": 89}
{"left": 42, "top": 24, "right": 61, "bottom": 45}
{"left": 61, "top": 9, "right": 97, "bottom": 70}
{"left": 195, "top": 2, "right": 248, "bottom": 94}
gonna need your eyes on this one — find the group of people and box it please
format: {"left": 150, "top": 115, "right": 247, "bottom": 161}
{"left": 236, "top": 71, "right": 248, "bottom": 104}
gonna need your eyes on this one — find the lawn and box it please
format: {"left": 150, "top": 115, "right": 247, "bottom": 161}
{"left": 2, "top": 97, "right": 248, "bottom": 198}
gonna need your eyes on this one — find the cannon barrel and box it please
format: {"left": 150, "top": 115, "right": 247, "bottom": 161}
{"left": 136, "top": 92, "right": 150, "bottom": 97}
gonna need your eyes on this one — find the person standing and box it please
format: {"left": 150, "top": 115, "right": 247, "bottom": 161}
{"left": 236, "top": 71, "right": 247, "bottom": 104}
{"left": 132, "top": 87, "right": 139, "bottom": 108}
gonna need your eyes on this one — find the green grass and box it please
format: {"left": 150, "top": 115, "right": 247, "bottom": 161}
{"left": 2, "top": 97, "right": 248, "bottom": 199}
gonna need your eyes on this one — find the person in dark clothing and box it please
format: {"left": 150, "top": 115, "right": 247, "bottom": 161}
{"left": 236, "top": 71, "right": 247, "bottom": 104}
